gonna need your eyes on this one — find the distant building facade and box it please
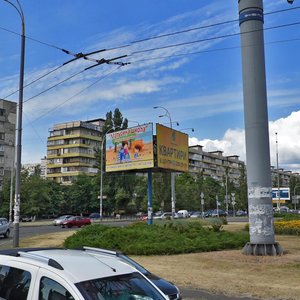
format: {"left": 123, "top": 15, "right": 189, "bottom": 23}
{"left": 188, "top": 145, "right": 245, "bottom": 185}
{"left": 46, "top": 118, "right": 105, "bottom": 184}
{"left": 188, "top": 144, "right": 300, "bottom": 189}
{"left": 0, "top": 99, "right": 17, "bottom": 191}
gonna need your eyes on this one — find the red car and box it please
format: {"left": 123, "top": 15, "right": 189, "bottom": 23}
{"left": 61, "top": 216, "right": 91, "bottom": 228}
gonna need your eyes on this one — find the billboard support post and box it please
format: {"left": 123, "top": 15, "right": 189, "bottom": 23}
{"left": 154, "top": 106, "right": 176, "bottom": 218}
{"left": 147, "top": 170, "right": 153, "bottom": 225}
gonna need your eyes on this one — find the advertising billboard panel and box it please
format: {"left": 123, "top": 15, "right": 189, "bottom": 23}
{"left": 156, "top": 123, "right": 189, "bottom": 172}
{"left": 272, "top": 187, "right": 290, "bottom": 203}
{"left": 105, "top": 124, "right": 154, "bottom": 172}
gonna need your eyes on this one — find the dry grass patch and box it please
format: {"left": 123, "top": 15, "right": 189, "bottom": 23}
{"left": 19, "top": 223, "right": 300, "bottom": 299}
{"left": 133, "top": 235, "right": 300, "bottom": 300}
{"left": 20, "top": 230, "right": 76, "bottom": 248}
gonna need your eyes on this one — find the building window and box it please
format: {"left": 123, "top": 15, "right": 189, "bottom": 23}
{"left": 0, "top": 133, "right": 4, "bottom": 140}
{"left": 0, "top": 109, "right": 5, "bottom": 116}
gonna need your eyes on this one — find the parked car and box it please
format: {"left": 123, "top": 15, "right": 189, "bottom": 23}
{"left": 61, "top": 216, "right": 91, "bottom": 228}
{"left": 236, "top": 210, "right": 248, "bottom": 216}
{"left": 0, "top": 218, "right": 10, "bottom": 238}
{"left": 20, "top": 215, "right": 32, "bottom": 222}
{"left": 211, "top": 209, "right": 227, "bottom": 217}
{"left": 190, "top": 211, "right": 203, "bottom": 218}
{"left": 53, "top": 214, "right": 73, "bottom": 226}
{"left": 177, "top": 210, "right": 189, "bottom": 218}
{"left": 153, "top": 212, "right": 179, "bottom": 219}
{"left": 88, "top": 247, "right": 182, "bottom": 300}
{"left": 89, "top": 212, "right": 100, "bottom": 219}
{"left": 139, "top": 214, "right": 148, "bottom": 221}
{"left": 0, "top": 247, "right": 168, "bottom": 299}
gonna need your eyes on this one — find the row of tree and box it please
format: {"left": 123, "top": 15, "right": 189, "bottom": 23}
{"left": 1, "top": 108, "right": 298, "bottom": 219}
{"left": 0, "top": 165, "right": 249, "bottom": 218}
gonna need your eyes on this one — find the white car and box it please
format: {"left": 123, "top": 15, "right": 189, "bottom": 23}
{"left": 0, "top": 247, "right": 168, "bottom": 300}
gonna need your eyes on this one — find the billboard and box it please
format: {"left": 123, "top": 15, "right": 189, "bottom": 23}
{"left": 156, "top": 123, "right": 189, "bottom": 172}
{"left": 105, "top": 124, "right": 154, "bottom": 172}
{"left": 272, "top": 187, "right": 290, "bottom": 203}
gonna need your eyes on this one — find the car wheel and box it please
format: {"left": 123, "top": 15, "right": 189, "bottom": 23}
{"left": 4, "top": 229, "right": 10, "bottom": 238}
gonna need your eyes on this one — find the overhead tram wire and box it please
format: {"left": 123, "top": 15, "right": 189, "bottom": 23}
{"left": 132, "top": 36, "right": 300, "bottom": 64}
{"left": 1, "top": 5, "right": 298, "bottom": 57}
{"left": 129, "top": 21, "right": 300, "bottom": 56}
{"left": 28, "top": 65, "right": 124, "bottom": 125}
{"left": 1, "top": 6, "right": 298, "bottom": 103}
{"left": 22, "top": 55, "right": 129, "bottom": 104}
{"left": 3, "top": 64, "right": 65, "bottom": 100}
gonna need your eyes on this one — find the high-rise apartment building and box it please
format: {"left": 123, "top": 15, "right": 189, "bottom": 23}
{"left": 188, "top": 145, "right": 245, "bottom": 185}
{"left": 0, "top": 99, "right": 17, "bottom": 190}
{"left": 47, "top": 118, "right": 105, "bottom": 184}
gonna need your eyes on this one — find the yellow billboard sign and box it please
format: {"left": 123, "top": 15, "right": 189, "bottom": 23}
{"left": 105, "top": 124, "right": 154, "bottom": 172}
{"left": 156, "top": 123, "right": 189, "bottom": 172}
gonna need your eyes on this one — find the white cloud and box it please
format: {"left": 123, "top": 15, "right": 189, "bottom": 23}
{"left": 189, "top": 110, "right": 300, "bottom": 173}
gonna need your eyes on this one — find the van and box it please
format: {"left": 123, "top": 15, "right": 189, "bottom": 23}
{"left": 177, "top": 210, "right": 189, "bottom": 218}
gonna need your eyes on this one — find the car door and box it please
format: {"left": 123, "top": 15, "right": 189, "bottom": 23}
{"left": 0, "top": 260, "right": 39, "bottom": 300}
{"left": 32, "top": 268, "right": 83, "bottom": 300}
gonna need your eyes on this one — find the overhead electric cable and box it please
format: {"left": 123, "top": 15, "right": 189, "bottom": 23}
{"left": 132, "top": 37, "right": 300, "bottom": 63}
{"left": 130, "top": 21, "right": 300, "bottom": 55}
{"left": 29, "top": 65, "right": 123, "bottom": 124}
{"left": 22, "top": 55, "right": 128, "bottom": 104}
{"left": 23, "top": 69, "right": 87, "bottom": 104}
{"left": 3, "top": 64, "right": 65, "bottom": 100}
{"left": 2, "top": 5, "right": 298, "bottom": 56}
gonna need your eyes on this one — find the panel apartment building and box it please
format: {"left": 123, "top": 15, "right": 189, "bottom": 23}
{"left": 189, "top": 144, "right": 300, "bottom": 188}
{"left": 0, "top": 99, "right": 16, "bottom": 190}
{"left": 189, "top": 145, "right": 244, "bottom": 185}
{"left": 47, "top": 118, "right": 105, "bottom": 184}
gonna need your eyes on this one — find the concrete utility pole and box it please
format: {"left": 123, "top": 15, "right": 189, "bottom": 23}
{"left": 4, "top": 0, "right": 25, "bottom": 248}
{"left": 238, "top": 0, "right": 282, "bottom": 255}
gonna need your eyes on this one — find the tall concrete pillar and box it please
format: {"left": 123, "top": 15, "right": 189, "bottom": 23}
{"left": 238, "top": 0, "right": 282, "bottom": 255}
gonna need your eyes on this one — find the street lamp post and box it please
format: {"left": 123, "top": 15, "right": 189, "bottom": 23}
{"left": 4, "top": 0, "right": 25, "bottom": 248}
{"left": 8, "top": 140, "right": 15, "bottom": 224}
{"left": 275, "top": 132, "right": 281, "bottom": 210}
{"left": 99, "top": 127, "right": 116, "bottom": 221}
{"left": 200, "top": 192, "right": 204, "bottom": 218}
{"left": 153, "top": 106, "right": 176, "bottom": 217}
{"left": 231, "top": 193, "right": 236, "bottom": 217}
{"left": 293, "top": 186, "right": 300, "bottom": 210}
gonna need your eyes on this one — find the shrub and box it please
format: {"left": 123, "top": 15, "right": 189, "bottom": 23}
{"left": 64, "top": 221, "right": 249, "bottom": 255}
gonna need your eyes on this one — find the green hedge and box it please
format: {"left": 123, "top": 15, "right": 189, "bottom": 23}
{"left": 64, "top": 221, "right": 249, "bottom": 255}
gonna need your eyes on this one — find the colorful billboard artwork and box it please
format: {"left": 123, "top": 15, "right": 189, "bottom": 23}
{"left": 156, "top": 123, "right": 189, "bottom": 172}
{"left": 105, "top": 124, "right": 154, "bottom": 172}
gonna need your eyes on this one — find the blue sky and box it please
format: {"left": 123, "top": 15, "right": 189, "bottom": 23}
{"left": 1, "top": 0, "right": 300, "bottom": 172}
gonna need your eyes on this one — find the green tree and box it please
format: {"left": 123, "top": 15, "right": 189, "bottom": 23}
{"left": 175, "top": 173, "right": 198, "bottom": 210}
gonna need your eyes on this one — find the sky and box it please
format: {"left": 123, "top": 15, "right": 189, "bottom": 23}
{"left": 0, "top": 0, "right": 300, "bottom": 173}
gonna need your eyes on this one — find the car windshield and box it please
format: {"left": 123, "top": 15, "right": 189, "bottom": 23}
{"left": 76, "top": 272, "right": 165, "bottom": 300}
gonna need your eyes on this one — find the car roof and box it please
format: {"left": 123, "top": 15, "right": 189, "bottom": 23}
{"left": 0, "top": 248, "right": 138, "bottom": 283}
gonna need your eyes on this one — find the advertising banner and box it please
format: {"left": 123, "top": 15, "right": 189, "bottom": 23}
{"left": 156, "top": 123, "right": 189, "bottom": 172}
{"left": 105, "top": 124, "right": 154, "bottom": 172}
{"left": 272, "top": 187, "right": 290, "bottom": 203}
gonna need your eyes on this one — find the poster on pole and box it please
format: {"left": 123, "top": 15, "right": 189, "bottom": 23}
{"left": 105, "top": 123, "right": 154, "bottom": 172}
{"left": 156, "top": 123, "right": 189, "bottom": 172}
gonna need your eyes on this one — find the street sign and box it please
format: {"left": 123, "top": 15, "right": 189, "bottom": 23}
{"left": 292, "top": 196, "right": 299, "bottom": 204}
